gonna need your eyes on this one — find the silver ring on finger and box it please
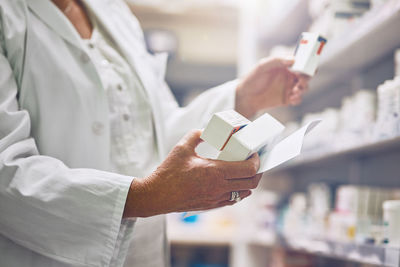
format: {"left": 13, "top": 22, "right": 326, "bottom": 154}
{"left": 230, "top": 191, "right": 241, "bottom": 202}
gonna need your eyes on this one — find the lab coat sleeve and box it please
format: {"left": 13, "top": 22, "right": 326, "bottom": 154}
{"left": 161, "top": 78, "right": 238, "bottom": 153}
{"left": 0, "top": 48, "right": 134, "bottom": 266}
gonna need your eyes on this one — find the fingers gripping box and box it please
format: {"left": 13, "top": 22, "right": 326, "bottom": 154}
{"left": 200, "top": 110, "right": 250, "bottom": 151}
{"left": 291, "top": 32, "right": 328, "bottom": 77}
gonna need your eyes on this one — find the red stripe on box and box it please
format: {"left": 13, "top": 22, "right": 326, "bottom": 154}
{"left": 317, "top": 41, "right": 326, "bottom": 55}
{"left": 220, "top": 125, "right": 247, "bottom": 151}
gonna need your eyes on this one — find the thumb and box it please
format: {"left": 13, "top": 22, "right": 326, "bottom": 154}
{"left": 178, "top": 129, "right": 204, "bottom": 151}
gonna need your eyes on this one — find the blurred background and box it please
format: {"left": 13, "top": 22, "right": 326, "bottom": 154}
{"left": 126, "top": 0, "right": 400, "bottom": 266}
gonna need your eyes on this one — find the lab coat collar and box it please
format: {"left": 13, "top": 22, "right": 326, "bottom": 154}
{"left": 26, "top": 0, "right": 83, "bottom": 49}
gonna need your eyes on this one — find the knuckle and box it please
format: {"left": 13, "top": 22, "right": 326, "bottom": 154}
{"left": 213, "top": 166, "right": 228, "bottom": 180}
{"left": 174, "top": 143, "right": 187, "bottom": 153}
{"left": 210, "top": 187, "right": 223, "bottom": 199}
{"left": 188, "top": 129, "right": 199, "bottom": 136}
{"left": 249, "top": 164, "right": 258, "bottom": 176}
{"left": 255, "top": 60, "right": 266, "bottom": 72}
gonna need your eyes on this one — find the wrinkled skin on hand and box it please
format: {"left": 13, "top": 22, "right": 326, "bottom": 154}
{"left": 124, "top": 130, "right": 262, "bottom": 218}
{"left": 236, "top": 57, "right": 310, "bottom": 118}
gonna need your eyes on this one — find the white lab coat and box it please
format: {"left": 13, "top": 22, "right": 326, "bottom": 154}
{"left": 0, "top": 0, "right": 237, "bottom": 266}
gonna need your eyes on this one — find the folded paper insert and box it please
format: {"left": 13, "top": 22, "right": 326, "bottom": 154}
{"left": 200, "top": 110, "right": 321, "bottom": 173}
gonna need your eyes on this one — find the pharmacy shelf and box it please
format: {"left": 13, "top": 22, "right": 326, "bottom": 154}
{"left": 269, "top": 136, "right": 400, "bottom": 173}
{"left": 258, "top": 0, "right": 311, "bottom": 46}
{"left": 249, "top": 233, "right": 400, "bottom": 266}
{"left": 278, "top": 236, "right": 400, "bottom": 266}
{"left": 167, "top": 224, "right": 234, "bottom": 246}
{"left": 128, "top": 2, "right": 238, "bottom": 22}
{"left": 309, "top": 0, "right": 400, "bottom": 94}
{"left": 168, "top": 233, "right": 233, "bottom": 247}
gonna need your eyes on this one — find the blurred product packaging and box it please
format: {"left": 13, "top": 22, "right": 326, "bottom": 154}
{"left": 283, "top": 193, "right": 307, "bottom": 237}
{"left": 374, "top": 77, "right": 400, "bottom": 140}
{"left": 395, "top": 49, "right": 400, "bottom": 77}
{"left": 248, "top": 191, "right": 280, "bottom": 242}
{"left": 301, "top": 108, "right": 339, "bottom": 155}
{"left": 280, "top": 184, "right": 400, "bottom": 245}
{"left": 336, "top": 90, "right": 376, "bottom": 148}
{"left": 306, "top": 183, "right": 331, "bottom": 238}
{"left": 292, "top": 76, "right": 400, "bottom": 159}
{"left": 308, "top": 0, "right": 371, "bottom": 40}
{"left": 383, "top": 200, "right": 400, "bottom": 247}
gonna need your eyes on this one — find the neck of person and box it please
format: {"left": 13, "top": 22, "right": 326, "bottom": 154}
{"left": 51, "top": 0, "right": 93, "bottom": 39}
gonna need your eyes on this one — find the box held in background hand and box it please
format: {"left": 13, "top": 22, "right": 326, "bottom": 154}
{"left": 291, "top": 32, "right": 328, "bottom": 77}
{"left": 200, "top": 110, "right": 250, "bottom": 151}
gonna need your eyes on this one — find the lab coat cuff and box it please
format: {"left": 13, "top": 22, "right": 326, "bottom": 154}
{"left": 218, "top": 79, "right": 238, "bottom": 111}
{"left": 102, "top": 175, "right": 135, "bottom": 266}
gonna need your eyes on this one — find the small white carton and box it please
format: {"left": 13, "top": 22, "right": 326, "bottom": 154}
{"left": 200, "top": 110, "right": 250, "bottom": 151}
{"left": 217, "top": 113, "right": 285, "bottom": 161}
{"left": 291, "top": 32, "right": 327, "bottom": 77}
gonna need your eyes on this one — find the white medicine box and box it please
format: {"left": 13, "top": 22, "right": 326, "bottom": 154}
{"left": 291, "top": 32, "right": 327, "bottom": 77}
{"left": 217, "top": 113, "right": 285, "bottom": 161}
{"left": 200, "top": 110, "right": 250, "bottom": 151}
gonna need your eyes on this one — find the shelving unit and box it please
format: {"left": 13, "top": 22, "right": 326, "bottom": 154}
{"left": 128, "top": 2, "right": 238, "bottom": 23}
{"left": 251, "top": 0, "right": 400, "bottom": 266}
{"left": 280, "top": 236, "right": 400, "bottom": 267}
{"left": 168, "top": 225, "right": 233, "bottom": 247}
{"left": 162, "top": 0, "right": 400, "bottom": 265}
{"left": 309, "top": 0, "right": 400, "bottom": 96}
{"left": 258, "top": 0, "right": 311, "bottom": 46}
{"left": 270, "top": 136, "right": 400, "bottom": 174}
{"left": 128, "top": 1, "right": 239, "bottom": 104}
{"left": 250, "top": 234, "right": 400, "bottom": 267}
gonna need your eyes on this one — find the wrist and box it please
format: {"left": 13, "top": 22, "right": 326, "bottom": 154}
{"left": 123, "top": 177, "right": 154, "bottom": 218}
{"left": 235, "top": 84, "right": 255, "bottom": 119}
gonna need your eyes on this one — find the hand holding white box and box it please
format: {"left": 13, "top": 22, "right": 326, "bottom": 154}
{"left": 291, "top": 32, "right": 327, "bottom": 77}
{"left": 200, "top": 110, "right": 321, "bottom": 173}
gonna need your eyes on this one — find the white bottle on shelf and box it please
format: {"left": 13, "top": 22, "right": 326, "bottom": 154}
{"left": 383, "top": 200, "right": 400, "bottom": 247}
{"left": 374, "top": 78, "right": 400, "bottom": 140}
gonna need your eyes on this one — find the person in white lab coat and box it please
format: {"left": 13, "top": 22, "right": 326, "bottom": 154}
{"left": 0, "top": 0, "right": 308, "bottom": 266}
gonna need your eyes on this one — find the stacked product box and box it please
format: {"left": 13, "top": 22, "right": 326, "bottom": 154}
{"left": 308, "top": 0, "right": 371, "bottom": 40}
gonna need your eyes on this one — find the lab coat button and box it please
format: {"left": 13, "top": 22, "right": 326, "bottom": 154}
{"left": 123, "top": 114, "right": 130, "bottom": 121}
{"left": 80, "top": 52, "right": 90, "bottom": 64}
{"left": 117, "top": 84, "right": 123, "bottom": 91}
{"left": 101, "top": 59, "right": 110, "bottom": 67}
{"left": 92, "top": 122, "right": 104, "bottom": 136}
